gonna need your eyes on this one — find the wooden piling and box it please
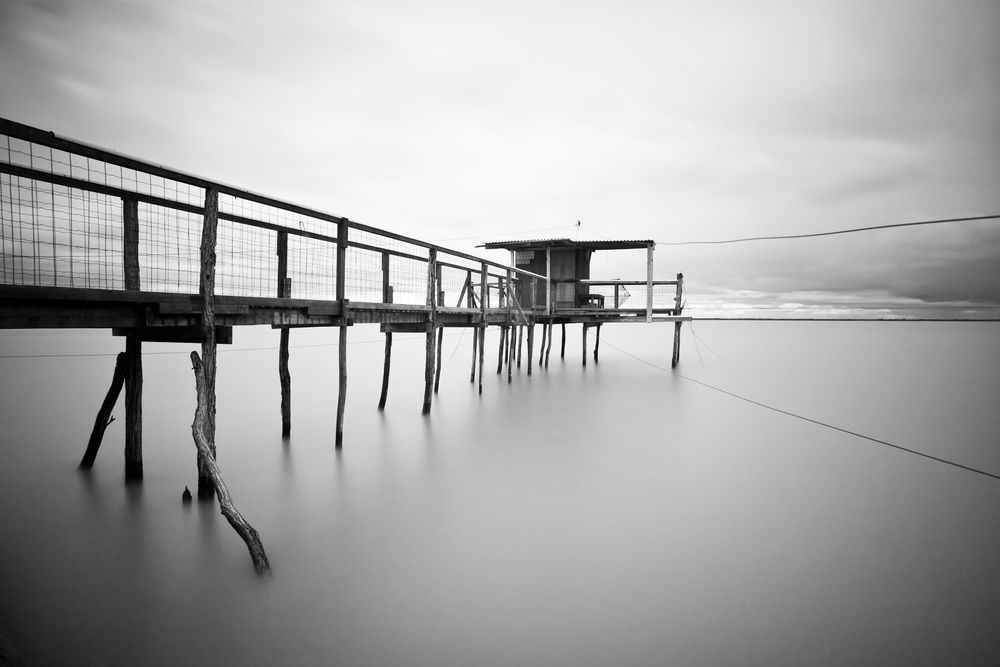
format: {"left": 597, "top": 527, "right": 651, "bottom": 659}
{"left": 422, "top": 248, "right": 437, "bottom": 415}
{"left": 507, "top": 326, "right": 515, "bottom": 384}
{"left": 516, "top": 325, "right": 523, "bottom": 369}
{"left": 336, "top": 218, "right": 348, "bottom": 443}
{"left": 469, "top": 324, "right": 477, "bottom": 384}
{"left": 594, "top": 323, "right": 601, "bottom": 363}
{"left": 539, "top": 324, "right": 547, "bottom": 368}
{"left": 434, "top": 326, "right": 444, "bottom": 393}
{"left": 560, "top": 323, "right": 566, "bottom": 359}
{"left": 526, "top": 324, "right": 534, "bottom": 376}
{"left": 545, "top": 323, "right": 553, "bottom": 367}
{"left": 80, "top": 352, "right": 126, "bottom": 469}
{"left": 672, "top": 322, "right": 682, "bottom": 368}
{"left": 277, "top": 230, "right": 291, "bottom": 437}
{"left": 191, "top": 351, "right": 271, "bottom": 577}
{"left": 582, "top": 324, "right": 588, "bottom": 367}
{"left": 122, "top": 196, "right": 143, "bottom": 481}
{"left": 497, "top": 326, "right": 506, "bottom": 375}
{"left": 380, "top": 255, "right": 393, "bottom": 407}
{"left": 478, "top": 263, "right": 486, "bottom": 395}
{"left": 197, "top": 187, "right": 219, "bottom": 495}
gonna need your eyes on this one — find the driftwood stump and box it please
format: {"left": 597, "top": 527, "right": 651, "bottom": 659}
{"left": 191, "top": 351, "right": 271, "bottom": 577}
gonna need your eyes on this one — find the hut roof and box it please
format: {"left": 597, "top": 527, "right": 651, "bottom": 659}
{"left": 480, "top": 238, "right": 654, "bottom": 251}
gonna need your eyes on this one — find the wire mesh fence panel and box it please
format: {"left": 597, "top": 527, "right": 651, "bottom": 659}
{"left": 139, "top": 202, "right": 202, "bottom": 293}
{"left": 388, "top": 255, "right": 428, "bottom": 305}
{"left": 219, "top": 194, "right": 337, "bottom": 239}
{"left": 216, "top": 220, "right": 277, "bottom": 298}
{"left": 344, "top": 245, "right": 382, "bottom": 302}
{"left": 438, "top": 264, "right": 470, "bottom": 308}
{"left": 349, "top": 226, "right": 429, "bottom": 261}
{"left": 286, "top": 234, "right": 337, "bottom": 300}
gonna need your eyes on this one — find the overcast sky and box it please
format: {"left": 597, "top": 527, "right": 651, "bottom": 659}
{"left": 2, "top": 0, "right": 998, "bottom": 309}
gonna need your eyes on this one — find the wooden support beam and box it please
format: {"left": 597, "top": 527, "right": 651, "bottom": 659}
{"left": 672, "top": 322, "right": 682, "bottom": 368}
{"left": 582, "top": 324, "right": 588, "bottom": 367}
{"left": 191, "top": 351, "right": 271, "bottom": 577}
{"left": 478, "top": 263, "right": 487, "bottom": 395}
{"left": 646, "top": 243, "right": 654, "bottom": 323}
{"left": 539, "top": 324, "right": 547, "bottom": 368}
{"left": 122, "top": 195, "right": 143, "bottom": 481}
{"left": 379, "top": 267, "right": 393, "bottom": 410}
{"left": 496, "top": 325, "right": 506, "bottom": 375}
{"left": 422, "top": 249, "right": 437, "bottom": 415}
{"left": 434, "top": 326, "right": 444, "bottom": 393}
{"left": 336, "top": 220, "right": 349, "bottom": 443}
{"left": 122, "top": 197, "right": 140, "bottom": 291}
{"left": 79, "top": 352, "right": 126, "bottom": 469}
{"left": 593, "top": 323, "right": 601, "bottom": 363}
{"left": 560, "top": 323, "right": 566, "bottom": 359}
{"left": 469, "top": 274, "right": 477, "bottom": 384}
{"left": 526, "top": 324, "right": 534, "bottom": 376}
{"left": 516, "top": 325, "right": 523, "bottom": 369}
{"left": 277, "top": 230, "right": 291, "bottom": 436}
{"left": 545, "top": 323, "right": 553, "bottom": 367}
{"left": 197, "top": 187, "right": 219, "bottom": 497}
{"left": 477, "top": 325, "right": 485, "bottom": 395}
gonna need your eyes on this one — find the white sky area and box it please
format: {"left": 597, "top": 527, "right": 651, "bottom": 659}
{"left": 2, "top": 0, "right": 998, "bottom": 313}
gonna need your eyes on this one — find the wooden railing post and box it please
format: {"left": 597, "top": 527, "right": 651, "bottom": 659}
{"left": 276, "top": 230, "right": 291, "bottom": 437}
{"left": 672, "top": 272, "right": 684, "bottom": 369}
{"left": 121, "top": 196, "right": 143, "bottom": 481}
{"left": 335, "top": 220, "right": 348, "bottom": 448}
{"left": 646, "top": 242, "right": 654, "bottom": 323}
{"left": 422, "top": 249, "right": 437, "bottom": 414}
{"left": 478, "top": 262, "right": 487, "bottom": 395}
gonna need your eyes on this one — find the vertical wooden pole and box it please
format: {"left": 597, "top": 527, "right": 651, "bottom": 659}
{"left": 516, "top": 325, "right": 523, "bottom": 369}
{"left": 277, "top": 230, "right": 291, "bottom": 437}
{"left": 582, "top": 324, "right": 588, "bottom": 367}
{"left": 545, "top": 323, "right": 553, "bottom": 367}
{"left": 614, "top": 283, "right": 620, "bottom": 310}
{"left": 497, "top": 325, "right": 506, "bottom": 374}
{"left": 422, "top": 248, "right": 437, "bottom": 415}
{"left": 545, "top": 248, "right": 552, "bottom": 315}
{"left": 646, "top": 242, "right": 654, "bottom": 323}
{"left": 469, "top": 270, "right": 477, "bottom": 384}
{"left": 335, "top": 219, "right": 348, "bottom": 447}
{"left": 507, "top": 327, "right": 514, "bottom": 384}
{"left": 196, "top": 188, "right": 219, "bottom": 495}
{"left": 560, "top": 323, "right": 566, "bottom": 359}
{"left": 434, "top": 326, "right": 444, "bottom": 393}
{"left": 593, "top": 323, "right": 601, "bottom": 362}
{"left": 526, "top": 324, "right": 534, "bottom": 376}
{"left": 478, "top": 262, "right": 487, "bottom": 395}
{"left": 672, "top": 272, "right": 684, "bottom": 368}
{"left": 539, "top": 323, "right": 547, "bottom": 368}
{"left": 379, "top": 253, "right": 392, "bottom": 408}
{"left": 121, "top": 196, "right": 143, "bottom": 481}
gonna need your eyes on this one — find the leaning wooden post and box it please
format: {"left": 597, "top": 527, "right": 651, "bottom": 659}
{"left": 122, "top": 196, "right": 143, "bottom": 481}
{"left": 478, "top": 262, "right": 487, "bottom": 395}
{"left": 196, "top": 187, "right": 219, "bottom": 496}
{"left": 378, "top": 253, "right": 393, "bottom": 410}
{"left": 276, "top": 230, "right": 291, "bottom": 437}
{"left": 582, "top": 324, "right": 588, "bottom": 367}
{"left": 335, "top": 220, "right": 348, "bottom": 446}
{"left": 593, "top": 323, "right": 601, "bottom": 362}
{"left": 422, "top": 248, "right": 437, "bottom": 415}
{"left": 539, "top": 324, "right": 547, "bottom": 368}
{"left": 190, "top": 351, "right": 271, "bottom": 577}
{"left": 560, "top": 323, "right": 566, "bottom": 359}
{"left": 79, "top": 352, "right": 127, "bottom": 469}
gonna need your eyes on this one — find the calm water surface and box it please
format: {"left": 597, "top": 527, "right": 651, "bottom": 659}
{"left": 1, "top": 322, "right": 998, "bottom": 666}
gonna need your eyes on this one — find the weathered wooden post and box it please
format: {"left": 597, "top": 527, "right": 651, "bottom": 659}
{"left": 335, "top": 219, "right": 348, "bottom": 447}
{"left": 582, "top": 324, "right": 588, "bottom": 367}
{"left": 122, "top": 196, "right": 143, "bottom": 481}
{"left": 276, "top": 230, "right": 291, "bottom": 437}
{"left": 422, "top": 248, "right": 437, "bottom": 414}
{"left": 545, "top": 323, "right": 553, "bottom": 367}
{"left": 434, "top": 263, "right": 444, "bottom": 393}
{"left": 196, "top": 187, "right": 219, "bottom": 497}
{"left": 378, "top": 252, "right": 393, "bottom": 410}
{"left": 672, "top": 272, "right": 684, "bottom": 368}
{"left": 593, "top": 323, "right": 602, "bottom": 362}
{"left": 526, "top": 324, "right": 534, "bottom": 376}
{"left": 497, "top": 325, "right": 506, "bottom": 375}
{"left": 646, "top": 242, "right": 654, "bottom": 323}
{"left": 560, "top": 323, "right": 566, "bottom": 359}
{"left": 478, "top": 262, "right": 486, "bottom": 395}
{"left": 79, "top": 352, "right": 127, "bottom": 469}
{"left": 516, "top": 324, "right": 523, "bottom": 369}
{"left": 468, "top": 271, "right": 477, "bottom": 384}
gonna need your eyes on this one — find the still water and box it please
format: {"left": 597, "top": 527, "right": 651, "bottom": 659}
{"left": 1, "top": 322, "right": 998, "bottom": 666}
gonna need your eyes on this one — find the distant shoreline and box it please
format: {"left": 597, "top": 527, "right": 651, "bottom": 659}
{"left": 692, "top": 317, "right": 1000, "bottom": 322}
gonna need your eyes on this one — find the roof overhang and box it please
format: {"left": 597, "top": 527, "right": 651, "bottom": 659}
{"left": 480, "top": 238, "right": 654, "bottom": 251}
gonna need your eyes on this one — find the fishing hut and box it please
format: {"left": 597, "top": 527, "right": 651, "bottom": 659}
{"left": 481, "top": 238, "right": 688, "bottom": 367}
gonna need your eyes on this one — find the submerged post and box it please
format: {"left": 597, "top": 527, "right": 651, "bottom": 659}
{"left": 336, "top": 219, "right": 348, "bottom": 445}
{"left": 434, "top": 263, "right": 444, "bottom": 393}
{"left": 526, "top": 324, "right": 534, "bottom": 376}
{"left": 594, "top": 323, "right": 601, "bottom": 362}
{"left": 582, "top": 324, "right": 588, "bottom": 367}
{"left": 422, "top": 248, "right": 437, "bottom": 415}
{"left": 469, "top": 271, "right": 477, "bottom": 384}
{"left": 277, "top": 230, "right": 291, "bottom": 437}
{"left": 672, "top": 272, "right": 684, "bottom": 368}
{"left": 560, "top": 323, "right": 566, "bottom": 359}
{"left": 646, "top": 242, "right": 654, "bottom": 323}
{"left": 545, "top": 323, "right": 553, "bottom": 367}
{"left": 478, "top": 262, "right": 487, "bottom": 395}
{"left": 122, "top": 196, "right": 142, "bottom": 481}
{"left": 196, "top": 187, "right": 219, "bottom": 496}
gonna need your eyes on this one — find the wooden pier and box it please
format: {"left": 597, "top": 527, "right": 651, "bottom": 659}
{"left": 0, "top": 118, "right": 690, "bottom": 573}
